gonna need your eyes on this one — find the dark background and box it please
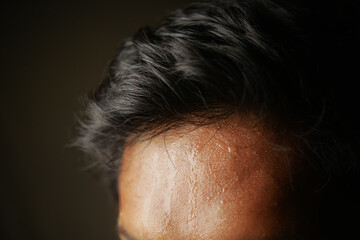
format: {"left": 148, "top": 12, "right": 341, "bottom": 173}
{"left": 1, "top": 1, "right": 193, "bottom": 239}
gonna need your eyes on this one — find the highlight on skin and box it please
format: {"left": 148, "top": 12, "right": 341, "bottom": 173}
{"left": 118, "top": 115, "right": 315, "bottom": 240}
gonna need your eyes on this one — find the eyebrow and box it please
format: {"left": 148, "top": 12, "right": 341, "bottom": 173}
{"left": 118, "top": 226, "right": 141, "bottom": 240}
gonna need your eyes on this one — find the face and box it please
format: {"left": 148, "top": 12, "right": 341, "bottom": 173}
{"left": 118, "top": 115, "right": 316, "bottom": 240}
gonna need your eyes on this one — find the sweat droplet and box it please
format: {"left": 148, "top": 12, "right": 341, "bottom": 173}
{"left": 228, "top": 147, "right": 231, "bottom": 152}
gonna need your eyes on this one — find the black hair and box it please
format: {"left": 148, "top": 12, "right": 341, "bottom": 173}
{"left": 74, "top": 0, "right": 360, "bottom": 237}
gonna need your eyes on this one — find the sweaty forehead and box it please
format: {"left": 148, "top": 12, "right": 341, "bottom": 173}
{"left": 118, "top": 116, "right": 301, "bottom": 240}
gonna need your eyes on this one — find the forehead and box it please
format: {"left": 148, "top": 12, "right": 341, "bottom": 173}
{"left": 118, "top": 116, "right": 298, "bottom": 240}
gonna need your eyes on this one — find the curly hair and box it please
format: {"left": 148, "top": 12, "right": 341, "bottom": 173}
{"left": 75, "top": 0, "right": 359, "bottom": 175}
{"left": 74, "top": 0, "right": 360, "bottom": 235}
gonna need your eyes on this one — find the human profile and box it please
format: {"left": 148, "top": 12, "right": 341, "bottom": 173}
{"left": 75, "top": 0, "right": 360, "bottom": 239}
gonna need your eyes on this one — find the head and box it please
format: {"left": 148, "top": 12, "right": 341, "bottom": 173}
{"left": 75, "top": 0, "right": 360, "bottom": 239}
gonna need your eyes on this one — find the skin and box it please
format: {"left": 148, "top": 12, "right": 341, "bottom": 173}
{"left": 118, "top": 115, "right": 316, "bottom": 240}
